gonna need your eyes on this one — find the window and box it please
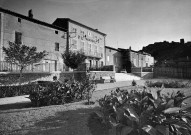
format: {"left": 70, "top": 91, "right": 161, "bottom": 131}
{"left": 94, "top": 45, "right": 98, "bottom": 56}
{"left": 18, "top": 18, "right": 21, "bottom": 23}
{"left": 87, "top": 43, "right": 91, "bottom": 52}
{"left": 101, "top": 61, "right": 103, "bottom": 67}
{"left": 72, "top": 39, "right": 77, "bottom": 49}
{"left": 80, "top": 41, "right": 85, "bottom": 52}
{"left": 99, "top": 47, "right": 103, "bottom": 57}
{"left": 55, "top": 31, "right": 58, "bottom": 34}
{"left": 15, "top": 32, "right": 22, "bottom": 44}
{"left": 55, "top": 42, "right": 59, "bottom": 51}
{"left": 107, "top": 56, "right": 109, "bottom": 62}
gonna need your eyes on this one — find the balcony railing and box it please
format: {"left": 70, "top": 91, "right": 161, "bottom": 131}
{"left": 84, "top": 51, "right": 103, "bottom": 58}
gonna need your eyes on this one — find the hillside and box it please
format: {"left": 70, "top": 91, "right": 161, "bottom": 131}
{"left": 141, "top": 41, "right": 191, "bottom": 62}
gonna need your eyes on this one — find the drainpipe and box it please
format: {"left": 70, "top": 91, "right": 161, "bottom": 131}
{"left": 0, "top": 13, "right": 4, "bottom": 62}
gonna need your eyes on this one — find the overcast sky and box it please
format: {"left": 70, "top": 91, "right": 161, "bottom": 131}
{"left": 1, "top": 0, "right": 191, "bottom": 51}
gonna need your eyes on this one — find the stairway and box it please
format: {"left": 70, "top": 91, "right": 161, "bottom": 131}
{"left": 115, "top": 73, "right": 141, "bottom": 82}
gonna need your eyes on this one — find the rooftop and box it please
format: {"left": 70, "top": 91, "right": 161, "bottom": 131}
{"left": 53, "top": 18, "right": 106, "bottom": 36}
{"left": 0, "top": 7, "right": 67, "bottom": 32}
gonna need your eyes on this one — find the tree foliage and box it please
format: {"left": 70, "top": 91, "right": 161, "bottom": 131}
{"left": 141, "top": 41, "right": 191, "bottom": 63}
{"left": 3, "top": 41, "right": 47, "bottom": 84}
{"left": 3, "top": 41, "right": 47, "bottom": 70}
{"left": 62, "top": 50, "right": 86, "bottom": 70}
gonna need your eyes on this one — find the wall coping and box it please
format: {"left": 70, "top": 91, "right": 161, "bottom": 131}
{"left": 90, "top": 71, "right": 115, "bottom": 73}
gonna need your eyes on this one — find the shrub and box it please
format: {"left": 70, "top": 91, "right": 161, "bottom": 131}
{"left": 145, "top": 80, "right": 188, "bottom": 88}
{"left": 29, "top": 75, "right": 96, "bottom": 107}
{"left": 0, "top": 84, "right": 37, "bottom": 98}
{"left": 95, "top": 87, "right": 191, "bottom": 135}
{"left": 132, "top": 80, "right": 137, "bottom": 86}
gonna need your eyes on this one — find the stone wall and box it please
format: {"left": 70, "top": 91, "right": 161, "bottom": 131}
{"left": 132, "top": 72, "right": 153, "bottom": 79}
{"left": 0, "top": 71, "right": 115, "bottom": 85}
{"left": 0, "top": 72, "right": 51, "bottom": 85}
{"left": 89, "top": 71, "right": 115, "bottom": 80}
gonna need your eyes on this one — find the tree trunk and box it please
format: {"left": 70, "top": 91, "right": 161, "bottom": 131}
{"left": 19, "top": 68, "right": 23, "bottom": 85}
{"left": 87, "top": 90, "right": 90, "bottom": 105}
{"left": 19, "top": 67, "right": 23, "bottom": 95}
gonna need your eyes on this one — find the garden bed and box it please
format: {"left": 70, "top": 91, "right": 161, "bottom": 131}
{"left": 1, "top": 85, "right": 191, "bottom": 135}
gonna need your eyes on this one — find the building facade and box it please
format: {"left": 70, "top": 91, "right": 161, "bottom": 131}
{"left": 106, "top": 47, "right": 154, "bottom": 72}
{"left": 0, "top": 8, "right": 67, "bottom": 72}
{"left": 105, "top": 46, "right": 122, "bottom": 72}
{"left": 53, "top": 18, "right": 106, "bottom": 69}
{"left": 130, "top": 51, "right": 154, "bottom": 67}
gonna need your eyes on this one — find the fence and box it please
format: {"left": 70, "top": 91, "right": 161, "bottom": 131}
{"left": 131, "top": 67, "right": 153, "bottom": 73}
{"left": 131, "top": 67, "right": 153, "bottom": 79}
{"left": 0, "top": 61, "right": 64, "bottom": 72}
{"left": 154, "top": 66, "right": 191, "bottom": 79}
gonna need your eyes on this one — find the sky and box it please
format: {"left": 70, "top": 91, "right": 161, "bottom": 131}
{"left": 1, "top": 0, "right": 191, "bottom": 51}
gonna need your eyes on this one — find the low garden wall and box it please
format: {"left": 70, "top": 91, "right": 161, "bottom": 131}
{"left": 0, "top": 71, "right": 115, "bottom": 85}
{"left": 0, "top": 72, "right": 51, "bottom": 85}
{"left": 89, "top": 71, "right": 115, "bottom": 80}
{"left": 132, "top": 72, "right": 153, "bottom": 79}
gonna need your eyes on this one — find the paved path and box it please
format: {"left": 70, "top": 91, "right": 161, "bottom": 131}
{"left": 0, "top": 80, "right": 145, "bottom": 105}
{"left": 115, "top": 73, "right": 141, "bottom": 82}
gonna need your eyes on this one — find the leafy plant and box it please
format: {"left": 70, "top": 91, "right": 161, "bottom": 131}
{"left": 96, "top": 87, "right": 191, "bottom": 135}
{"left": 145, "top": 80, "right": 188, "bottom": 88}
{"left": 29, "top": 75, "right": 96, "bottom": 107}
{"left": 79, "top": 74, "right": 96, "bottom": 105}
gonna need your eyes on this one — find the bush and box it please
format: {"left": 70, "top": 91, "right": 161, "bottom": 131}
{"left": 95, "top": 87, "right": 191, "bottom": 135}
{"left": 132, "top": 80, "right": 137, "bottom": 86}
{"left": 0, "top": 84, "right": 37, "bottom": 98}
{"left": 29, "top": 75, "right": 96, "bottom": 107}
{"left": 89, "top": 65, "right": 114, "bottom": 71}
{"left": 145, "top": 80, "right": 188, "bottom": 88}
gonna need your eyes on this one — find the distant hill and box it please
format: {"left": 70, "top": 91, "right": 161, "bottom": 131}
{"left": 140, "top": 40, "right": 191, "bottom": 62}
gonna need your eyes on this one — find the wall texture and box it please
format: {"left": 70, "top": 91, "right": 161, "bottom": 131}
{"left": 0, "top": 71, "right": 115, "bottom": 85}
{"left": 0, "top": 12, "right": 67, "bottom": 72}
{"left": 105, "top": 47, "right": 122, "bottom": 72}
{"left": 68, "top": 22, "right": 105, "bottom": 68}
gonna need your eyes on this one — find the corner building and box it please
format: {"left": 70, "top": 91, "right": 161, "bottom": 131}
{"left": 0, "top": 8, "right": 67, "bottom": 72}
{"left": 53, "top": 18, "right": 106, "bottom": 69}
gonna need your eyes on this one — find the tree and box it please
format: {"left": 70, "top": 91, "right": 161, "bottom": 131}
{"left": 3, "top": 41, "right": 47, "bottom": 84}
{"left": 62, "top": 50, "right": 86, "bottom": 70}
{"left": 62, "top": 50, "right": 86, "bottom": 79}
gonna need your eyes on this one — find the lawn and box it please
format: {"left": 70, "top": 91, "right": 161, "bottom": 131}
{"left": 0, "top": 79, "right": 191, "bottom": 135}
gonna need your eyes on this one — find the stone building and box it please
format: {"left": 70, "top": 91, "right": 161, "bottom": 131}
{"left": 130, "top": 51, "right": 154, "bottom": 67}
{"left": 105, "top": 46, "right": 122, "bottom": 72}
{"left": 53, "top": 18, "right": 106, "bottom": 69}
{"left": 106, "top": 46, "right": 154, "bottom": 72}
{"left": 0, "top": 7, "right": 67, "bottom": 72}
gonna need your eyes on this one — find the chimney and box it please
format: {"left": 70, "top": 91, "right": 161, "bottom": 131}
{"left": 28, "top": 9, "right": 33, "bottom": 18}
{"left": 180, "top": 38, "right": 184, "bottom": 44}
